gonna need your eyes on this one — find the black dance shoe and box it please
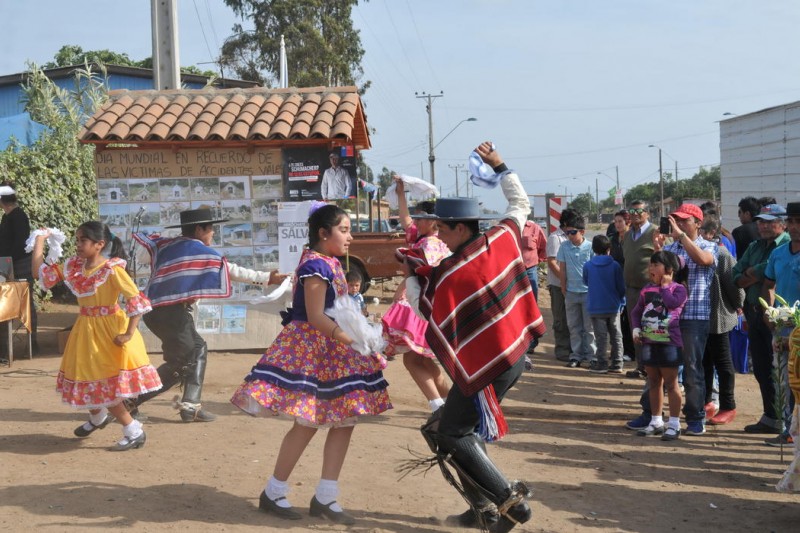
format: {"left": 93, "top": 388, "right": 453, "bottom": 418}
{"left": 73, "top": 415, "right": 112, "bottom": 438}
{"left": 258, "top": 491, "right": 302, "bottom": 520}
{"left": 309, "top": 495, "right": 356, "bottom": 525}
{"left": 109, "top": 431, "right": 146, "bottom": 452}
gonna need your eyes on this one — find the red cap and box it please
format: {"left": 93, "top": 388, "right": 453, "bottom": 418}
{"left": 671, "top": 203, "right": 703, "bottom": 221}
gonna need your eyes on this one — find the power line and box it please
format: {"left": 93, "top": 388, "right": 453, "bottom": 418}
{"left": 443, "top": 87, "right": 800, "bottom": 113}
{"left": 191, "top": 0, "right": 216, "bottom": 69}
{"left": 382, "top": 0, "right": 424, "bottom": 89}
{"left": 404, "top": 0, "right": 441, "bottom": 91}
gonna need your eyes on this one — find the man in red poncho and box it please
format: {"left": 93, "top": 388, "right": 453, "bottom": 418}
{"left": 402, "top": 142, "right": 545, "bottom": 532}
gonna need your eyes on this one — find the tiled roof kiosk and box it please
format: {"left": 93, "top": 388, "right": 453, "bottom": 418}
{"left": 80, "top": 86, "right": 371, "bottom": 351}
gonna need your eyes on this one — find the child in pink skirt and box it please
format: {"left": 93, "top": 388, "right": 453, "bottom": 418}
{"left": 382, "top": 176, "right": 451, "bottom": 412}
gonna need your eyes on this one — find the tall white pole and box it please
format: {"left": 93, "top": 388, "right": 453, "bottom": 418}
{"left": 151, "top": 0, "right": 180, "bottom": 90}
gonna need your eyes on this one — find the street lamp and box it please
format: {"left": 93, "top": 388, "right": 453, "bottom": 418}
{"left": 428, "top": 117, "right": 477, "bottom": 186}
{"left": 597, "top": 167, "right": 621, "bottom": 214}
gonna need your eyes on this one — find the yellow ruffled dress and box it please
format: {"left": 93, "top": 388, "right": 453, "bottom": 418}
{"left": 40, "top": 256, "right": 162, "bottom": 409}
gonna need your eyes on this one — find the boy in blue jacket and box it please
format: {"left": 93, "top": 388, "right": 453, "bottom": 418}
{"left": 583, "top": 235, "right": 626, "bottom": 373}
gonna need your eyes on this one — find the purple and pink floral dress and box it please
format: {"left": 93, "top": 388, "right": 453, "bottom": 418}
{"left": 230, "top": 249, "right": 391, "bottom": 427}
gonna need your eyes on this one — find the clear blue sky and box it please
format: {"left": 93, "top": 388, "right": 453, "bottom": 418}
{"left": 2, "top": 0, "right": 798, "bottom": 213}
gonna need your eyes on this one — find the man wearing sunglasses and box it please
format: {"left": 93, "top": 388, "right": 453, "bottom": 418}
{"left": 621, "top": 201, "right": 656, "bottom": 382}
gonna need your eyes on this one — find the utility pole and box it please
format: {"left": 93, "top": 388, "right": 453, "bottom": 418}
{"left": 449, "top": 164, "right": 465, "bottom": 196}
{"left": 658, "top": 148, "right": 664, "bottom": 216}
{"left": 675, "top": 160, "right": 679, "bottom": 201}
{"left": 595, "top": 177, "right": 600, "bottom": 222}
{"left": 151, "top": 0, "right": 180, "bottom": 90}
{"left": 462, "top": 169, "right": 471, "bottom": 197}
{"left": 415, "top": 91, "right": 443, "bottom": 185}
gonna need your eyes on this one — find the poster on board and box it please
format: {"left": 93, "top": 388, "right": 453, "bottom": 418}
{"left": 278, "top": 201, "right": 313, "bottom": 274}
{"left": 283, "top": 146, "right": 356, "bottom": 201}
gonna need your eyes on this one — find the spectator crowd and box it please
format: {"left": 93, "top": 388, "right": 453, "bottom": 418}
{"left": 538, "top": 196, "right": 799, "bottom": 452}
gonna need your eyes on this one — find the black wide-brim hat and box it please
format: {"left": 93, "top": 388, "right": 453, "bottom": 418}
{"left": 165, "top": 208, "right": 229, "bottom": 228}
{"left": 410, "top": 197, "right": 496, "bottom": 221}
{"left": 787, "top": 202, "right": 800, "bottom": 218}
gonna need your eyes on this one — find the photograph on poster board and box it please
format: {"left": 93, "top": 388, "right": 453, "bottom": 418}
{"left": 196, "top": 304, "right": 222, "bottom": 334}
{"left": 98, "top": 179, "right": 129, "bottom": 203}
{"left": 254, "top": 245, "right": 280, "bottom": 271}
{"left": 320, "top": 146, "right": 357, "bottom": 201}
{"left": 159, "top": 178, "right": 190, "bottom": 201}
{"left": 221, "top": 223, "right": 253, "bottom": 247}
{"left": 128, "top": 178, "right": 159, "bottom": 203}
{"left": 190, "top": 200, "right": 224, "bottom": 221}
{"left": 189, "top": 177, "right": 220, "bottom": 200}
{"left": 135, "top": 203, "right": 162, "bottom": 226}
{"left": 252, "top": 221, "right": 279, "bottom": 245}
{"left": 221, "top": 246, "right": 255, "bottom": 270}
{"left": 220, "top": 199, "right": 251, "bottom": 222}
{"left": 99, "top": 203, "right": 130, "bottom": 227}
{"left": 221, "top": 305, "right": 247, "bottom": 333}
{"left": 219, "top": 176, "right": 250, "bottom": 199}
{"left": 160, "top": 201, "right": 191, "bottom": 227}
{"left": 251, "top": 199, "right": 279, "bottom": 222}
{"left": 252, "top": 175, "right": 283, "bottom": 199}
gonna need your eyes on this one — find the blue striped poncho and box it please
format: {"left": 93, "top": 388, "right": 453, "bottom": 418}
{"left": 133, "top": 233, "right": 231, "bottom": 307}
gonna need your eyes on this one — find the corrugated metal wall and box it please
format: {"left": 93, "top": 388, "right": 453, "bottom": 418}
{"left": 720, "top": 102, "right": 800, "bottom": 229}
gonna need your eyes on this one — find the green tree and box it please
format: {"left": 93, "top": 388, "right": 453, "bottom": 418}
{"left": 220, "top": 0, "right": 369, "bottom": 90}
{"left": 43, "top": 45, "right": 217, "bottom": 78}
{"left": 375, "top": 166, "right": 396, "bottom": 196}
{"left": 0, "top": 63, "right": 106, "bottom": 263}
{"left": 568, "top": 192, "right": 594, "bottom": 219}
{"left": 625, "top": 166, "right": 720, "bottom": 211}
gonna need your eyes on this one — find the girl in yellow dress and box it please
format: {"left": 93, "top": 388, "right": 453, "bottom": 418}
{"left": 32, "top": 221, "right": 161, "bottom": 451}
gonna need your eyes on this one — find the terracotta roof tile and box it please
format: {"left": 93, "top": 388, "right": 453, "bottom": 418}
{"left": 80, "top": 86, "right": 371, "bottom": 149}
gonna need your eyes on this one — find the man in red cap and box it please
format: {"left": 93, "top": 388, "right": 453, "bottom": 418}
{"left": 654, "top": 203, "right": 718, "bottom": 436}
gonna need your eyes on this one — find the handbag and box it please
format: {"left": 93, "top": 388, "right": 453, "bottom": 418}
{"left": 729, "top": 315, "right": 749, "bottom": 374}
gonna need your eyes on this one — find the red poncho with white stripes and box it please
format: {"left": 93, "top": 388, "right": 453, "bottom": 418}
{"left": 417, "top": 218, "right": 546, "bottom": 397}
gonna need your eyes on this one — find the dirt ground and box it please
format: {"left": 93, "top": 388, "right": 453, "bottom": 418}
{"left": 1, "top": 284, "right": 798, "bottom": 532}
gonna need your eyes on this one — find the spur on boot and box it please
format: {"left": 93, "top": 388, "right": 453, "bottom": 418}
{"left": 180, "top": 408, "right": 216, "bottom": 422}
{"left": 258, "top": 492, "right": 302, "bottom": 520}
{"left": 109, "top": 431, "right": 146, "bottom": 452}
{"left": 73, "top": 415, "right": 112, "bottom": 438}
{"left": 309, "top": 495, "right": 356, "bottom": 525}
{"left": 490, "top": 501, "right": 532, "bottom": 533}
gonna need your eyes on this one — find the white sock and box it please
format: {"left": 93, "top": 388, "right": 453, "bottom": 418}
{"left": 265, "top": 476, "right": 292, "bottom": 508}
{"left": 89, "top": 407, "right": 108, "bottom": 426}
{"left": 316, "top": 478, "right": 343, "bottom": 512}
{"left": 668, "top": 417, "right": 681, "bottom": 430}
{"left": 122, "top": 419, "right": 143, "bottom": 439}
{"left": 428, "top": 398, "right": 445, "bottom": 411}
{"left": 650, "top": 416, "right": 664, "bottom": 428}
